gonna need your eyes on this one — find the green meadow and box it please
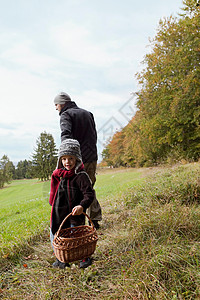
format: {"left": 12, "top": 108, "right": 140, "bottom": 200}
{"left": 0, "top": 163, "right": 200, "bottom": 299}
{"left": 0, "top": 179, "right": 51, "bottom": 256}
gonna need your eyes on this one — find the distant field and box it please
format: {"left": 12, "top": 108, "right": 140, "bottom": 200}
{"left": 0, "top": 179, "right": 51, "bottom": 256}
{"left": 96, "top": 167, "right": 145, "bottom": 198}
{"left": 0, "top": 168, "right": 144, "bottom": 257}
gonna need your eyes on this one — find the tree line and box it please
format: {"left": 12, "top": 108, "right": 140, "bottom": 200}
{"left": 102, "top": 0, "right": 200, "bottom": 168}
{"left": 0, "top": 132, "right": 57, "bottom": 188}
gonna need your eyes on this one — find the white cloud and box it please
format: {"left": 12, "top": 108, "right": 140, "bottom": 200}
{"left": 0, "top": 36, "right": 59, "bottom": 74}
{"left": 0, "top": 66, "right": 54, "bottom": 121}
{"left": 0, "top": 65, "right": 60, "bottom": 159}
{"left": 77, "top": 89, "right": 123, "bottom": 108}
{"left": 73, "top": 89, "right": 135, "bottom": 133}
{"left": 51, "top": 21, "right": 120, "bottom": 67}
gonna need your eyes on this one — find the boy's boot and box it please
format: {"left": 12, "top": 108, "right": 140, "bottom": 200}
{"left": 52, "top": 258, "right": 70, "bottom": 269}
{"left": 79, "top": 257, "right": 92, "bottom": 268}
{"left": 52, "top": 258, "right": 60, "bottom": 268}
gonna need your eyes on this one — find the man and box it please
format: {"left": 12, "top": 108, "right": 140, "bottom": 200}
{"left": 54, "top": 92, "right": 102, "bottom": 229}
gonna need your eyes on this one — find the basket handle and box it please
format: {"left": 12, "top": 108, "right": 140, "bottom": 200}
{"left": 56, "top": 212, "right": 95, "bottom": 236}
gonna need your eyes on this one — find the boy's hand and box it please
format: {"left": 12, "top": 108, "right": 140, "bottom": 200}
{"left": 72, "top": 205, "right": 83, "bottom": 215}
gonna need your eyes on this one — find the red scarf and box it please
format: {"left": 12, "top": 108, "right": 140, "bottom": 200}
{"left": 49, "top": 163, "right": 84, "bottom": 206}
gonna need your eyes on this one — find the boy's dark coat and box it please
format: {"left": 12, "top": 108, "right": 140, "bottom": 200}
{"left": 50, "top": 169, "right": 94, "bottom": 235}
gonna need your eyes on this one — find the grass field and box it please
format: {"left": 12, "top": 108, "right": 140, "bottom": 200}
{"left": 0, "top": 168, "right": 143, "bottom": 258}
{"left": 0, "top": 163, "right": 200, "bottom": 299}
{"left": 0, "top": 179, "right": 51, "bottom": 256}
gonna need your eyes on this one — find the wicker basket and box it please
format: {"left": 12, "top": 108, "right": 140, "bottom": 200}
{"left": 52, "top": 212, "right": 98, "bottom": 263}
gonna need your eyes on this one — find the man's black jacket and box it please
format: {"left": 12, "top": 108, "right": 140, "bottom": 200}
{"left": 59, "top": 101, "right": 98, "bottom": 163}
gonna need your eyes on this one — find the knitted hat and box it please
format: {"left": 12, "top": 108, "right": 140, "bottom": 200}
{"left": 57, "top": 139, "right": 82, "bottom": 170}
{"left": 54, "top": 92, "right": 71, "bottom": 105}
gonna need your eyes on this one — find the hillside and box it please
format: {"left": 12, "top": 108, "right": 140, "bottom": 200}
{"left": 0, "top": 162, "right": 200, "bottom": 299}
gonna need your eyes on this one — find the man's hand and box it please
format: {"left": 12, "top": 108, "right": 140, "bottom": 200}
{"left": 72, "top": 205, "right": 83, "bottom": 215}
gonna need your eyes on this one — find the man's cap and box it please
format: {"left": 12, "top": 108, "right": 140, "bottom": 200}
{"left": 54, "top": 92, "right": 71, "bottom": 105}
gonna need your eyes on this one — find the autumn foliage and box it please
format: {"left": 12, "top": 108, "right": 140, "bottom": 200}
{"left": 102, "top": 0, "right": 200, "bottom": 167}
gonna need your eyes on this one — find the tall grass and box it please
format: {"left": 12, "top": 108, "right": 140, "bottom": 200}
{"left": 125, "top": 163, "right": 200, "bottom": 207}
{"left": 117, "top": 163, "right": 200, "bottom": 298}
{"left": 0, "top": 164, "right": 200, "bottom": 299}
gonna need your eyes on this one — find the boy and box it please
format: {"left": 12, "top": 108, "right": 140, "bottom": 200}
{"left": 49, "top": 139, "right": 95, "bottom": 269}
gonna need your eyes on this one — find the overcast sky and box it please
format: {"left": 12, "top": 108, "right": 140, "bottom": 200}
{"left": 0, "top": 0, "right": 183, "bottom": 163}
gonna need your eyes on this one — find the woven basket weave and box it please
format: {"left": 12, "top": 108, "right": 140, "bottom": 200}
{"left": 53, "top": 212, "right": 98, "bottom": 263}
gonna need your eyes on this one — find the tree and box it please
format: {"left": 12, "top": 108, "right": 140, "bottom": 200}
{"left": 101, "top": 0, "right": 200, "bottom": 167}
{"left": 31, "top": 132, "right": 58, "bottom": 181}
{"left": 9, "top": 161, "right": 16, "bottom": 180}
{"left": 15, "top": 159, "right": 33, "bottom": 179}
{"left": 136, "top": 0, "right": 200, "bottom": 162}
{"left": 0, "top": 155, "right": 13, "bottom": 188}
{"left": 102, "top": 130, "right": 126, "bottom": 167}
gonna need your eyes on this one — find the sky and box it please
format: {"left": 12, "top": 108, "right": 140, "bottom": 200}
{"left": 0, "top": 0, "right": 184, "bottom": 164}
